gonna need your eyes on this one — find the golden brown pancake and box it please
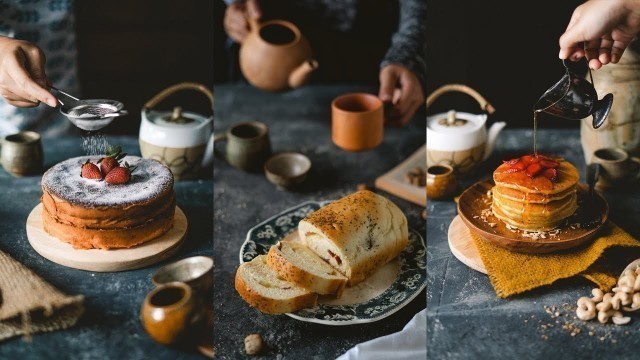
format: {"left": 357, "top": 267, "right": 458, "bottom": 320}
{"left": 491, "top": 157, "right": 579, "bottom": 231}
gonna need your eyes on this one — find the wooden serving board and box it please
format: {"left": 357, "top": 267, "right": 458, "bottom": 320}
{"left": 448, "top": 215, "right": 487, "bottom": 274}
{"left": 26, "top": 204, "right": 188, "bottom": 272}
{"left": 375, "top": 144, "right": 426, "bottom": 206}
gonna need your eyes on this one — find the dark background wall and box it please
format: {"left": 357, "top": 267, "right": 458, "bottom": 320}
{"left": 426, "top": 0, "right": 585, "bottom": 129}
{"left": 75, "top": 0, "right": 214, "bottom": 135}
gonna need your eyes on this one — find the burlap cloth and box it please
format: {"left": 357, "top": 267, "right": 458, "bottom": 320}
{"left": 471, "top": 221, "right": 640, "bottom": 298}
{"left": 0, "top": 250, "right": 84, "bottom": 341}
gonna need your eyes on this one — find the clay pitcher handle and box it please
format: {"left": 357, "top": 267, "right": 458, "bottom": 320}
{"left": 143, "top": 82, "right": 214, "bottom": 115}
{"left": 426, "top": 84, "right": 495, "bottom": 114}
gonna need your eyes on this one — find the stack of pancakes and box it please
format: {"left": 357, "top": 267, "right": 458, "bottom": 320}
{"left": 491, "top": 159, "right": 580, "bottom": 231}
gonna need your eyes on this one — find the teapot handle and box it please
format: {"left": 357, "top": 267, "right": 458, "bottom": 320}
{"left": 426, "top": 84, "right": 495, "bottom": 114}
{"left": 143, "top": 82, "right": 214, "bottom": 115}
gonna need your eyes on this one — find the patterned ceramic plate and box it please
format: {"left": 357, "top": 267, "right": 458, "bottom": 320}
{"left": 239, "top": 201, "right": 426, "bottom": 325}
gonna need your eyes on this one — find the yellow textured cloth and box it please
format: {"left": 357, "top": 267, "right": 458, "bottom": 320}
{"left": 471, "top": 221, "right": 640, "bottom": 298}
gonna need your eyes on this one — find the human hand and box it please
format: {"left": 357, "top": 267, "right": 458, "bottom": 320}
{"left": 224, "top": 0, "right": 262, "bottom": 43}
{"left": 378, "top": 64, "right": 424, "bottom": 127}
{"left": 559, "top": 0, "right": 640, "bottom": 69}
{"left": 0, "top": 36, "right": 56, "bottom": 108}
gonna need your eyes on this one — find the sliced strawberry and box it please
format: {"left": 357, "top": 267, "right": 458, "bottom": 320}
{"left": 503, "top": 158, "right": 520, "bottom": 166}
{"left": 525, "top": 163, "right": 543, "bottom": 177}
{"left": 81, "top": 160, "right": 102, "bottom": 180}
{"left": 539, "top": 159, "right": 559, "bottom": 168}
{"left": 543, "top": 168, "right": 558, "bottom": 182}
{"left": 508, "top": 161, "right": 527, "bottom": 172}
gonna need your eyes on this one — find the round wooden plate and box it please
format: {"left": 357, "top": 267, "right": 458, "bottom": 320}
{"left": 448, "top": 215, "right": 487, "bottom": 274}
{"left": 26, "top": 204, "right": 188, "bottom": 272}
{"left": 458, "top": 180, "right": 608, "bottom": 254}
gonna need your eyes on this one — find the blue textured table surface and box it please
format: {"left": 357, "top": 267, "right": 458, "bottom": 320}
{"left": 213, "top": 84, "right": 426, "bottom": 359}
{"left": 427, "top": 128, "right": 640, "bottom": 359}
{"left": 0, "top": 136, "right": 212, "bottom": 359}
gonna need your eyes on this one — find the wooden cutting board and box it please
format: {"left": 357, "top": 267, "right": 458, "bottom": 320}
{"left": 26, "top": 204, "right": 188, "bottom": 272}
{"left": 375, "top": 144, "right": 426, "bottom": 206}
{"left": 448, "top": 215, "right": 487, "bottom": 274}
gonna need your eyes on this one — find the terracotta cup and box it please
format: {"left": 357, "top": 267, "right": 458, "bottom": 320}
{"left": 426, "top": 164, "right": 458, "bottom": 200}
{"left": 1, "top": 131, "right": 43, "bottom": 177}
{"left": 214, "top": 121, "right": 272, "bottom": 172}
{"left": 331, "top": 93, "right": 383, "bottom": 151}
{"left": 141, "top": 282, "right": 205, "bottom": 347}
{"left": 592, "top": 147, "right": 640, "bottom": 183}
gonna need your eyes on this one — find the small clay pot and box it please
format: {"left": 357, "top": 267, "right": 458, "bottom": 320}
{"left": 141, "top": 282, "right": 205, "bottom": 346}
{"left": 264, "top": 152, "right": 311, "bottom": 189}
{"left": 426, "top": 164, "right": 457, "bottom": 200}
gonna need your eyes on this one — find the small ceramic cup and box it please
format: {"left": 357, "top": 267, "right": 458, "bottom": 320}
{"left": 141, "top": 282, "right": 205, "bottom": 347}
{"left": 264, "top": 152, "right": 311, "bottom": 189}
{"left": 152, "top": 256, "right": 213, "bottom": 304}
{"left": 426, "top": 164, "right": 458, "bottom": 200}
{"left": 591, "top": 147, "right": 640, "bottom": 187}
{"left": 331, "top": 93, "right": 383, "bottom": 152}
{"left": 214, "top": 121, "right": 272, "bottom": 172}
{"left": 1, "top": 131, "right": 43, "bottom": 177}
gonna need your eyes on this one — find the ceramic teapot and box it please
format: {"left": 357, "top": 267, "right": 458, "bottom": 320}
{"left": 426, "top": 84, "right": 506, "bottom": 176}
{"left": 239, "top": 19, "right": 318, "bottom": 92}
{"left": 139, "top": 82, "right": 213, "bottom": 180}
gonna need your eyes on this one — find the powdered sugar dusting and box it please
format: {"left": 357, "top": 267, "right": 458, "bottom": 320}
{"left": 42, "top": 156, "right": 174, "bottom": 207}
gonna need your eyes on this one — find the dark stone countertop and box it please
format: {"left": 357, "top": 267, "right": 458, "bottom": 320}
{"left": 0, "top": 136, "right": 212, "bottom": 359}
{"left": 427, "top": 128, "right": 640, "bottom": 359}
{"left": 213, "top": 84, "right": 426, "bottom": 359}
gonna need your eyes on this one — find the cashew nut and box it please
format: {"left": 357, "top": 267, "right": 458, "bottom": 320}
{"left": 634, "top": 275, "right": 640, "bottom": 292}
{"left": 598, "top": 309, "right": 615, "bottom": 324}
{"left": 612, "top": 311, "right": 631, "bottom": 325}
{"left": 614, "top": 291, "right": 632, "bottom": 307}
{"left": 576, "top": 297, "right": 596, "bottom": 321}
{"left": 623, "top": 269, "right": 636, "bottom": 278}
{"left": 618, "top": 275, "right": 635, "bottom": 288}
{"left": 590, "top": 288, "right": 604, "bottom": 302}
{"left": 613, "top": 286, "right": 634, "bottom": 294}
{"left": 596, "top": 293, "right": 614, "bottom": 312}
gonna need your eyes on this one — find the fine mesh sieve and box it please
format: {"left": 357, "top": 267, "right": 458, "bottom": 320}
{"left": 52, "top": 87, "right": 128, "bottom": 131}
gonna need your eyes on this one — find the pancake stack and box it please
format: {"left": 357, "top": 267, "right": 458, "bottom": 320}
{"left": 491, "top": 155, "right": 580, "bottom": 231}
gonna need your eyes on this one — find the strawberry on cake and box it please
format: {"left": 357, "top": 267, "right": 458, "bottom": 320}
{"left": 41, "top": 147, "right": 176, "bottom": 249}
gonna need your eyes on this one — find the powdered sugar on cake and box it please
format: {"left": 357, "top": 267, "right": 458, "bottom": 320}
{"left": 42, "top": 156, "right": 174, "bottom": 207}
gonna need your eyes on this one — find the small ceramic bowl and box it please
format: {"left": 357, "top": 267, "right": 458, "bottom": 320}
{"left": 152, "top": 256, "right": 213, "bottom": 296}
{"left": 264, "top": 152, "right": 311, "bottom": 189}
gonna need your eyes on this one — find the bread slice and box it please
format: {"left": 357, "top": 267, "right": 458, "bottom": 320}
{"left": 235, "top": 255, "right": 317, "bottom": 314}
{"left": 267, "top": 241, "right": 348, "bottom": 298}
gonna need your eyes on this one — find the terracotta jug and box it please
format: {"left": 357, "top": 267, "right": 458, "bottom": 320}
{"left": 581, "top": 47, "right": 640, "bottom": 163}
{"left": 239, "top": 19, "right": 318, "bottom": 92}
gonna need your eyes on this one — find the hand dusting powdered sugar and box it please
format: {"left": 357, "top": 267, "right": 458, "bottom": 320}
{"left": 42, "top": 156, "right": 174, "bottom": 207}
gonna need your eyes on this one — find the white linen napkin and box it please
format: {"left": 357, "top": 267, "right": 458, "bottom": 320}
{"left": 336, "top": 309, "right": 426, "bottom": 360}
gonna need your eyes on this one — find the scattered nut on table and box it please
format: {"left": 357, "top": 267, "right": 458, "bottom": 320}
{"left": 244, "top": 334, "right": 264, "bottom": 355}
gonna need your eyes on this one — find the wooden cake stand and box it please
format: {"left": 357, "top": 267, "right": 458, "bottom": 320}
{"left": 26, "top": 204, "right": 188, "bottom": 272}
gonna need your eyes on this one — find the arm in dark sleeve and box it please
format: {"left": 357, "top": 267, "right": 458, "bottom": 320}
{"left": 380, "top": 0, "right": 427, "bottom": 94}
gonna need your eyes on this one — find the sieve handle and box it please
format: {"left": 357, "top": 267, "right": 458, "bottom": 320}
{"left": 143, "top": 82, "right": 213, "bottom": 115}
